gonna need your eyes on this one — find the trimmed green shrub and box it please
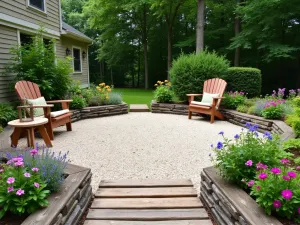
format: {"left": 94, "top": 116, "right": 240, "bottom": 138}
{"left": 70, "top": 95, "right": 87, "bottom": 109}
{"left": 225, "top": 67, "right": 262, "bottom": 97}
{"left": 170, "top": 51, "right": 230, "bottom": 101}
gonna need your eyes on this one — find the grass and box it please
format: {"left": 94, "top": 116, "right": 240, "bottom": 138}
{"left": 114, "top": 88, "right": 154, "bottom": 107}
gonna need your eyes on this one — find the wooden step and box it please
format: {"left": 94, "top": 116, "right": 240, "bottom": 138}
{"left": 130, "top": 104, "right": 149, "bottom": 112}
{"left": 85, "top": 220, "right": 213, "bottom": 225}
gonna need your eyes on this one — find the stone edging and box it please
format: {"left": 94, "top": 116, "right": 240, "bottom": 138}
{"left": 71, "top": 102, "right": 128, "bottom": 122}
{"left": 201, "top": 167, "right": 282, "bottom": 225}
{"left": 151, "top": 100, "right": 191, "bottom": 115}
{"left": 22, "top": 164, "right": 93, "bottom": 225}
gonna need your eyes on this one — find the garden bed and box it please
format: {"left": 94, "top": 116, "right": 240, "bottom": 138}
{"left": 200, "top": 166, "right": 283, "bottom": 225}
{"left": 71, "top": 102, "right": 128, "bottom": 122}
{"left": 0, "top": 163, "right": 93, "bottom": 225}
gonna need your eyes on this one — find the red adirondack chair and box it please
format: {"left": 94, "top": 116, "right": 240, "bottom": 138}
{"left": 187, "top": 78, "right": 227, "bottom": 123}
{"left": 15, "top": 80, "right": 72, "bottom": 140}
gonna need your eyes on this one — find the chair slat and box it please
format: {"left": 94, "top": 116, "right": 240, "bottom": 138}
{"left": 27, "top": 81, "right": 39, "bottom": 99}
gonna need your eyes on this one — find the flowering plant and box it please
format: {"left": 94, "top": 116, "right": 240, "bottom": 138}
{"left": 211, "top": 123, "right": 292, "bottom": 188}
{"left": 222, "top": 91, "right": 247, "bottom": 109}
{"left": 96, "top": 82, "right": 112, "bottom": 102}
{"left": 250, "top": 161, "right": 300, "bottom": 222}
{"left": 261, "top": 99, "right": 285, "bottom": 119}
{"left": 0, "top": 157, "right": 50, "bottom": 218}
{"left": 154, "top": 80, "right": 174, "bottom": 103}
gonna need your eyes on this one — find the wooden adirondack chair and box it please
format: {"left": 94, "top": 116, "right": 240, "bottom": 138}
{"left": 15, "top": 80, "right": 72, "bottom": 140}
{"left": 187, "top": 78, "right": 227, "bottom": 123}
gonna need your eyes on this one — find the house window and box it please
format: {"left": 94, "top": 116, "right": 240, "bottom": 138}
{"left": 20, "top": 33, "right": 33, "bottom": 46}
{"left": 28, "top": 0, "right": 45, "bottom": 12}
{"left": 73, "top": 47, "right": 82, "bottom": 73}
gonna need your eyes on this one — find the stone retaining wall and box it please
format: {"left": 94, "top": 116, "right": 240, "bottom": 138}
{"left": 151, "top": 100, "right": 192, "bottom": 115}
{"left": 71, "top": 103, "right": 128, "bottom": 122}
{"left": 22, "top": 164, "right": 93, "bottom": 225}
{"left": 201, "top": 167, "right": 282, "bottom": 225}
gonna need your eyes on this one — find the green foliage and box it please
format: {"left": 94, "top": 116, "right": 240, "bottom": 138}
{"left": 153, "top": 80, "right": 174, "bottom": 103}
{"left": 225, "top": 67, "right": 262, "bottom": 97}
{"left": 0, "top": 159, "right": 50, "bottom": 218}
{"left": 294, "top": 157, "right": 300, "bottom": 165}
{"left": 211, "top": 124, "right": 291, "bottom": 188}
{"left": 107, "top": 92, "right": 123, "bottom": 105}
{"left": 0, "top": 104, "right": 17, "bottom": 127}
{"left": 0, "top": 126, "right": 3, "bottom": 133}
{"left": 261, "top": 105, "right": 284, "bottom": 120}
{"left": 70, "top": 95, "right": 87, "bottom": 109}
{"left": 170, "top": 51, "right": 230, "bottom": 100}
{"left": 236, "top": 104, "right": 249, "bottom": 113}
{"left": 283, "top": 139, "right": 300, "bottom": 151}
{"left": 4, "top": 31, "right": 72, "bottom": 100}
{"left": 221, "top": 91, "right": 247, "bottom": 109}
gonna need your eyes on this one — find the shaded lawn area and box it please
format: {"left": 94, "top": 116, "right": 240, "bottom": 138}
{"left": 114, "top": 88, "right": 154, "bottom": 107}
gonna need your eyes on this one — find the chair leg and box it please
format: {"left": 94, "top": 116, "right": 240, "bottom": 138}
{"left": 66, "top": 122, "right": 72, "bottom": 131}
{"left": 188, "top": 110, "right": 192, "bottom": 119}
{"left": 210, "top": 113, "right": 215, "bottom": 123}
{"left": 45, "top": 123, "right": 54, "bottom": 140}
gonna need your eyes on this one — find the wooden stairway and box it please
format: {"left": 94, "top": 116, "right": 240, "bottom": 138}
{"left": 84, "top": 179, "right": 212, "bottom": 225}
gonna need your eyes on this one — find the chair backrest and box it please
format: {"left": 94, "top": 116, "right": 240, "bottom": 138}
{"left": 15, "top": 81, "right": 42, "bottom": 104}
{"left": 203, "top": 78, "right": 227, "bottom": 106}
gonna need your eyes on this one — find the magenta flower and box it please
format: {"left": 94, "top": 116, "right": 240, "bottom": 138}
{"left": 7, "top": 177, "right": 15, "bottom": 184}
{"left": 298, "top": 208, "right": 300, "bottom": 214}
{"left": 256, "top": 186, "right": 261, "bottom": 191}
{"left": 14, "top": 161, "right": 24, "bottom": 167}
{"left": 7, "top": 187, "right": 14, "bottom": 193}
{"left": 281, "top": 189, "right": 293, "bottom": 200}
{"left": 30, "top": 149, "right": 38, "bottom": 156}
{"left": 247, "top": 180, "right": 254, "bottom": 187}
{"left": 16, "top": 189, "right": 25, "bottom": 196}
{"left": 280, "top": 158, "right": 290, "bottom": 164}
{"left": 287, "top": 171, "right": 297, "bottom": 179}
{"left": 283, "top": 175, "right": 291, "bottom": 181}
{"left": 258, "top": 173, "right": 268, "bottom": 180}
{"left": 273, "top": 200, "right": 281, "bottom": 209}
{"left": 270, "top": 168, "right": 281, "bottom": 175}
{"left": 24, "top": 172, "right": 31, "bottom": 178}
{"left": 245, "top": 160, "right": 253, "bottom": 167}
{"left": 32, "top": 167, "right": 39, "bottom": 172}
{"left": 34, "top": 182, "right": 40, "bottom": 188}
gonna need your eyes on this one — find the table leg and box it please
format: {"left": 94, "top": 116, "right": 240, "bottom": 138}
{"left": 27, "top": 127, "right": 35, "bottom": 149}
{"left": 37, "top": 125, "right": 53, "bottom": 147}
{"left": 11, "top": 127, "right": 22, "bottom": 147}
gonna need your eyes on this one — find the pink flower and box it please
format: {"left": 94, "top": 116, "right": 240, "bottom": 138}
{"left": 30, "top": 149, "right": 38, "bottom": 156}
{"left": 16, "top": 189, "right": 25, "bottom": 196}
{"left": 34, "top": 182, "right": 40, "bottom": 188}
{"left": 287, "top": 171, "right": 297, "bottom": 179}
{"left": 7, "top": 177, "right": 15, "bottom": 184}
{"left": 273, "top": 200, "right": 281, "bottom": 209}
{"left": 0, "top": 168, "right": 4, "bottom": 173}
{"left": 258, "top": 173, "right": 268, "bottom": 180}
{"left": 245, "top": 160, "right": 253, "bottom": 166}
{"left": 283, "top": 175, "right": 291, "bottom": 181}
{"left": 256, "top": 186, "right": 261, "bottom": 191}
{"left": 12, "top": 157, "right": 23, "bottom": 162}
{"left": 280, "top": 158, "right": 290, "bottom": 164}
{"left": 247, "top": 180, "right": 254, "bottom": 187}
{"left": 14, "top": 161, "right": 24, "bottom": 167}
{"left": 256, "top": 162, "right": 268, "bottom": 170}
{"left": 270, "top": 168, "right": 281, "bottom": 175}
{"left": 32, "top": 167, "right": 39, "bottom": 172}
{"left": 298, "top": 208, "right": 300, "bottom": 214}
{"left": 7, "top": 187, "right": 14, "bottom": 193}
{"left": 24, "top": 172, "right": 31, "bottom": 178}
{"left": 296, "top": 166, "right": 300, "bottom": 171}
{"left": 281, "top": 189, "right": 293, "bottom": 200}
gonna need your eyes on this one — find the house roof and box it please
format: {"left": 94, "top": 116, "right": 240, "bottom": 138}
{"left": 62, "top": 22, "right": 93, "bottom": 43}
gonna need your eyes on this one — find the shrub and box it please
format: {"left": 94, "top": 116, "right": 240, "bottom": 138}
{"left": 5, "top": 30, "right": 72, "bottom": 100}
{"left": 0, "top": 103, "right": 17, "bottom": 127}
{"left": 250, "top": 164, "right": 300, "bottom": 222}
{"left": 236, "top": 104, "right": 249, "bottom": 113}
{"left": 283, "top": 139, "right": 300, "bottom": 151}
{"left": 0, "top": 156, "right": 50, "bottom": 218}
{"left": 170, "top": 50, "right": 230, "bottom": 101}
{"left": 251, "top": 99, "right": 268, "bottom": 116}
{"left": 70, "top": 95, "right": 87, "bottom": 109}
{"left": 211, "top": 123, "right": 291, "bottom": 188}
{"left": 107, "top": 92, "right": 123, "bottom": 105}
{"left": 225, "top": 67, "right": 262, "bottom": 97}
{"left": 261, "top": 100, "right": 285, "bottom": 119}
{"left": 154, "top": 80, "right": 174, "bottom": 103}
{"left": 221, "top": 91, "right": 247, "bottom": 109}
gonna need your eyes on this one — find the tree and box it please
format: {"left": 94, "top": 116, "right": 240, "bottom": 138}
{"left": 196, "top": 0, "right": 204, "bottom": 53}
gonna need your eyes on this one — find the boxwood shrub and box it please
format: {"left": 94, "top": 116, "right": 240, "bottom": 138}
{"left": 170, "top": 51, "right": 230, "bottom": 101}
{"left": 224, "top": 67, "right": 262, "bottom": 97}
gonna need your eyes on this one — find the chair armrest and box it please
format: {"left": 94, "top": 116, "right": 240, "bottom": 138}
{"left": 187, "top": 94, "right": 203, "bottom": 104}
{"left": 186, "top": 94, "right": 203, "bottom": 97}
{"left": 212, "top": 97, "right": 225, "bottom": 99}
{"left": 46, "top": 100, "right": 72, "bottom": 103}
{"left": 18, "top": 105, "right": 54, "bottom": 109}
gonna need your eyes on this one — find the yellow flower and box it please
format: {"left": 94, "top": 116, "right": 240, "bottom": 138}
{"left": 165, "top": 80, "right": 168, "bottom": 83}
{"left": 154, "top": 84, "right": 158, "bottom": 86}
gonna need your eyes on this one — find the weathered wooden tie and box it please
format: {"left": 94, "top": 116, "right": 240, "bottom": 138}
{"left": 84, "top": 179, "right": 212, "bottom": 225}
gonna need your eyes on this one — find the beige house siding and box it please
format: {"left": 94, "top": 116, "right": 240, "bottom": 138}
{"left": 0, "top": 0, "right": 60, "bottom": 33}
{"left": 56, "top": 37, "right": 89, "bottom": 86}
{"left": 0, "top": 25, "right": 18, "bottom": 101}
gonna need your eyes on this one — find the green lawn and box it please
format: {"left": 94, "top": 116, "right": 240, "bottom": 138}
{"left": 114, "top": 88, "right": 154, "bottom": 107}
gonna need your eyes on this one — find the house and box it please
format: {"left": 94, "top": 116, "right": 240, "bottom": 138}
{"left": 0, "top": 0, "right": 93, "bottom": 102}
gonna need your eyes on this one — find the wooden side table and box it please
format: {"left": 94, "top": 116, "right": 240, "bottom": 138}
{"left": 8, "top": 117, "right": 52, "bottom": 148}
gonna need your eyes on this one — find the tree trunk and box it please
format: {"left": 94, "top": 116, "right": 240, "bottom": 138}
{"left": 137, "top": 43, "right": 141, "bottom": 88}
{"left": 110, "top": 68, "right": 113, "bottom": 85}
{"left": 167, "top": 25, "right": 172, "bottom": 80}
{"left": 234, "top": 0, "right": 241, "bottom": 66}
{"left": 142, "top": 5, "right": 149, "bottom": 89}
{"left": 196, "top": 0, "right": 205, "bottom": 53}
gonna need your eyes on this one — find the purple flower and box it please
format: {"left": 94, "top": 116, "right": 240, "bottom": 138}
{"left": 24, "top": 172, "right": 31, "bottom": 178}
{"left": 281, "top": 189, "right": 293, "bottom": 200}
{"left": 16, "top": 189, "right": 25, "bottom": 196}
{"left": 298, "top": 208, "right": 300, "bottom": 214}
{"left": 14, "top": 161, "right": 24, "bottom": 167}
{"left": 256, "top": 186, "right": 261, "bottom": 190}
{"left": 263, "top": 131, "right": 273, "bottom": 140}
{"left": 247, "top": 180, "right": 254, "bottom": 187}
{"left": 273, "top": 200, "right": 281, "bottom": 209}
{"left": 270, "top": 168, "right": 281, "bottom": 175}
{"left": 7, "top": 177, "right": 15, "bottom": 184}
{"left": 283, "top": 175, "right": 291, "bottom": 181}
{"left": 287, "top": 171, "right": 297, "bottom": 179}
{"left": 219, "top": 131, "right": 224, "bottom": 135}
{"left": 245, "top": 122, "right": 251, "bottom": 127}
{"left": 30, "top": 149, "right": 38, "bottom": 156}
{"left": 280, "top": 158, "right": 290, "bottom": 164}
{"left": 32, "top": 167, "right": 39, "bottom": 172}
{"left": 7, "top": 187, "right": 14, "bottom": 193}
{"left": 258, "top": 173, "right": 268, "bottom": 180}
{"left": 234, "top": 134, "right": 240, "bottom": 139}
{"left": 34, "top": 182, "right": 40, "bottom": 188}
{"left": 217, "top": 142, "right": 223, "bottom": 149}
{"left": 245, "top": 160, "right": 253, "bottom": 167}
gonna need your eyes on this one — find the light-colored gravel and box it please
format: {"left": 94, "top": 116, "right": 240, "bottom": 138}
{"left": 17, "top": 113, "right": 242, "bottom": 193}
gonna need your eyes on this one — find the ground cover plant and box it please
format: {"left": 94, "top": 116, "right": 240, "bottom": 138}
{"left": 0, "top": 103, "right": 18, "bottom": 132}
{"left": 153, "top": 80, "right": 174, "bottom": 103}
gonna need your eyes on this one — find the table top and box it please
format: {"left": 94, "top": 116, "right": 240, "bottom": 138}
{"left": 8, "top": 117, "right": 48, "bottom": 127}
